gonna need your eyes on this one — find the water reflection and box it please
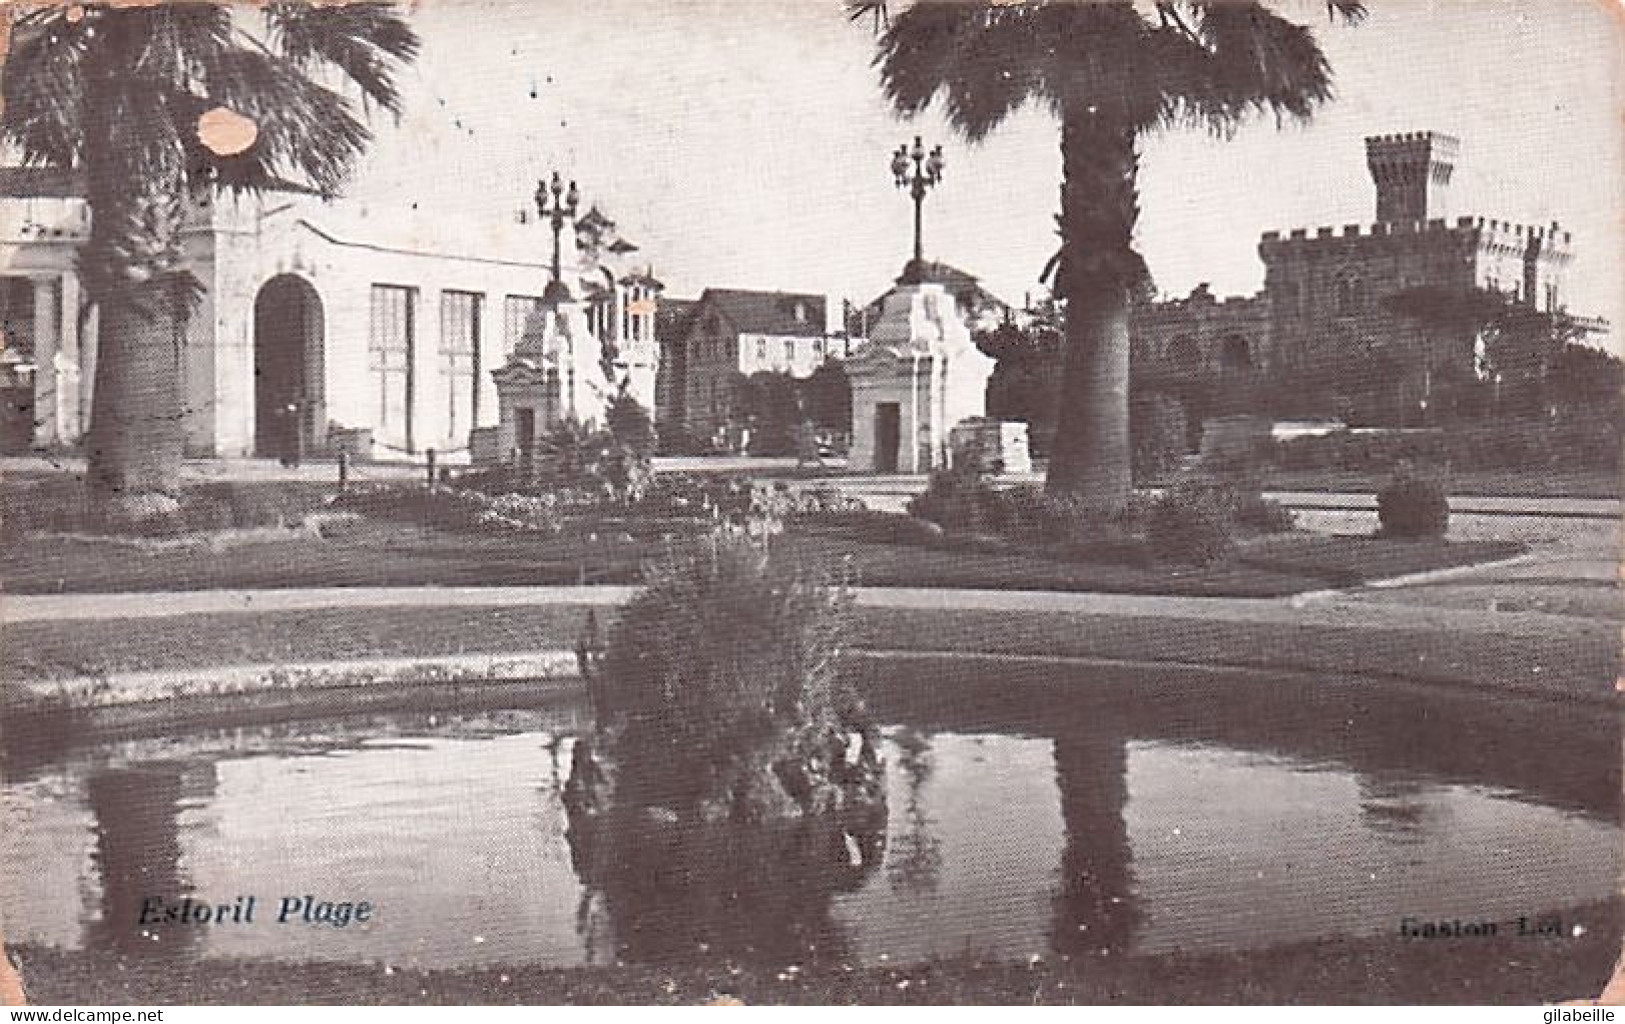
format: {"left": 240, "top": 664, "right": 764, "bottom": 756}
{"left": 1052, "top": 720, "right": 1139, "bottom": 957}
{"left": 85, "top": 763, "right": 212, "bottom": 958}
{"left": 0, "top": 664, "right": 1616, "bottom": 970}
{"left": 885, "top": 727, "right": 941, "bottom": 896}
{"left": 567, "top": 814, "right": 883, "bottom": 964}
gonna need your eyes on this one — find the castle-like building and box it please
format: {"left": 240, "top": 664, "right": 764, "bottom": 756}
{"left": 1130, "top": 131, "right": 1596, "bottom": 423}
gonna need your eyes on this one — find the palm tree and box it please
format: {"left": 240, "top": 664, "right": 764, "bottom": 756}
{"left": 856, "top": 0, "right": 1363, "bottom": 510}
{"left": 1, "top": 3, "right": 418, "bottom": 518}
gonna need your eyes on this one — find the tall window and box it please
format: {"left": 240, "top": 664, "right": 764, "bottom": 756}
{"left": 1335, "top": 275, "right": 1362, "bottom": 315}
{"left": 1277, "top": 280, "right": 1300, "bottom": 317}
{"left": 504, "top": 295, "right": 541, "bottom": 354}
{"left": 440, "top": 290, "right": 482, "bottom": 443}
{"left": 369, "top": 284, "right": 415, "bottom": 450}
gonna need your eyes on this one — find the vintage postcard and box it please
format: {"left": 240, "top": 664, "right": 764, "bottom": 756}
{"left": 0, "top": 0, "right": 1620, "bottom": 1008}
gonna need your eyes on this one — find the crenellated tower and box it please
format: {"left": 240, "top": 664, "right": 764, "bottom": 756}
{"left": 1365, "top": 131, "right": 1459, "bottom": 224}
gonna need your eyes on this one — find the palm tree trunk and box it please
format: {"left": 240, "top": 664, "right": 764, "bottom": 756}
{"left": 86, "top": 285, "right": 184, "bottom": 501}
{"left": 81, "top": 73, "right": 190, "bottom": 516}
{"left": 1044, "top": 110, "right": 1139, "bottom": 512}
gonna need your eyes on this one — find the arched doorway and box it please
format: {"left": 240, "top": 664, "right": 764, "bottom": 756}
{"left": 1220, "top": 333, "right": 1253, "bottom": 371}
{"left": 253, "top": 275, "right": 325, "bottom": 461}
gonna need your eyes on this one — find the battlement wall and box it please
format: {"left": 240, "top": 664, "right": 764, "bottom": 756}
{"left": 1260, "top": 216, "right": 1571, "bottom": 260}
{"left": 1365, "top": 130, "right": 1460, "bottom": 159}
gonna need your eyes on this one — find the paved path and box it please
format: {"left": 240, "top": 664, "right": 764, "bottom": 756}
{"left": 810, "top": 473, "right": 1621, "bottom": 519}
{"left": 5, "top": 582, "right": 1608, "bottom": 642}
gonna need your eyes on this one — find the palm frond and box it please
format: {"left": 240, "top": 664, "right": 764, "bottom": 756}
{"left": 847, "top": 1, "right": 889, "bottom": 32}
{"left": 1, "top": 7, "right": 89, "bottom": 168}
{"left": 1031, "top": 2, "right": 1167, "bottom": 129}
{"left": 1325, "top": 1, "right": 1367, "bottom": 26}
{"left": 876, "top": 2, "right": 1040, "bottom": 142}
{"left": 113, "top": 3, "right": 235, "bottom": 86}
{"left": 264, "top": 1, "right": 420, "bottom": 116}
{"left": 1143, "top": 1, "right": 1349, "bottom": 135}
{"left": 197, "top": 47, "right": 372, "bottom": 197}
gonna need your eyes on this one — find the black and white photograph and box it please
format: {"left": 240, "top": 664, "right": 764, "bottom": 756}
{"left": 0, "top": 0, "right": 1620, "bottom": 1007}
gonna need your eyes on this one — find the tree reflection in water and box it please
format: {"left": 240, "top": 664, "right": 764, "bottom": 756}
{"left": 886, "top": 726, "right": 942, "bottom": 895}
{"left": 567, "top": 811, "right": 885, "bottom": 965}
{"left": 1050, "top": 718, "right": 1141, "bottom": 958}
{"left": 85, "top": 763, "right": 204, "bottom": 958}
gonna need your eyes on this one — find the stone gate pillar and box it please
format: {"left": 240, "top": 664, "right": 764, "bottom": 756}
{"left": 490, "top": 296, "right": 611, "bottom": 462}
{"left": 845, "top": 279, "right": 993, "bottom": 473}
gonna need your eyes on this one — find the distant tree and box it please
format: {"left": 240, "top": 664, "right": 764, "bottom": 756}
{"left": 800, "top": 360, "right": 853, "bottom": 436}
{"left": 1546, "top": 342, "right": 1624, "bottom": 417}
{"left": 1382, "top": 284, "right": 1506, "bottom": 424}
{"left": 605, "top": 389, "right": 657, "bottom": 461}
{"left": 856, "top": 0, "right": 1364, "bottom": 510}
{"left": 978, "top": 312, "right": 1063, "bottom": 455}
{"left": 1484, "top": 305, "right": 1576, "bottom": 415}
{"left": 738, "top": 371, "right": 801, "bottom": 456}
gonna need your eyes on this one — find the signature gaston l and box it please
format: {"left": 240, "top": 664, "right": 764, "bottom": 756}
{"left": 1398, "top": 913, "right": 1572, "bottom": 939}
{"left": 139, "top": 895, "right": 372, "bottom": 929}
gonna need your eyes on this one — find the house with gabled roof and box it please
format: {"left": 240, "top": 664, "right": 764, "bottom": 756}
{"left": 656, "top": 287, "right": 853, "bottom": 445}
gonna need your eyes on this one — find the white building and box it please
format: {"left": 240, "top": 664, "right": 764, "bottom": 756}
{"left": 0, "top": 168, "right": 660, "bottom": 461}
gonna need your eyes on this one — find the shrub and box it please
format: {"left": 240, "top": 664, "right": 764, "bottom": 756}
{"left": 577, "top": 534, "right": 875, "bottom": 820}
{"left": 460, "top": 421, "right": 652, "bottom": 504}
{"left": 332, "top": 483, "right": 564, "bottom": 535}
{"left": 0, "top": 479, "right": 332, "bottom": 539}
{"left": 1275, "top": 429, "right": 1449, "bottom": 473}
{"left": 1376, "top": 465, "right": 1450, "bottom": 538}
{"left": 1144, "top": 483, "right": 1236, "bottom": 565}
{"left": 605, "top": 393, "right": 658, "bottom": 462}
{"left": 906, "top": 465, "right": 1003, "bottom": 533}
{"left": 1197, "top": 414, "right": 1273, "bottom": 482}
{"left": 1232, "top": 492, "right": 1296, "bottom": 533}
{"left": 1131, "top": 391, "right": 1189, "bottom": 482}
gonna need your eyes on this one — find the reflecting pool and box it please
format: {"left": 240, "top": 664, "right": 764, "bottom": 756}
{"left": 2, "top": 660, "right": 1616, "bottom": 969}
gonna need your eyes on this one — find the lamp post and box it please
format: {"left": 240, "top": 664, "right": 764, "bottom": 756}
{"left": 890, "top": 135, "right": 944, "bottom": 284}
{"left": 535, "top": 170, "right": 580, "bottom": 304}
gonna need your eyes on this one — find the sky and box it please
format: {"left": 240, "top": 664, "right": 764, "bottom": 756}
{"left": 340, "top": 0, "right": 1625, "bottom": 345}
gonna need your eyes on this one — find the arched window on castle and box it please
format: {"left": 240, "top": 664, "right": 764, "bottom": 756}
{"left": 1220, "top": 334, "right": 1252, "bottom": 371}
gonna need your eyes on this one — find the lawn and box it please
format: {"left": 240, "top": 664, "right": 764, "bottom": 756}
{"left": 5, "top": 594, "right": 1613, "bottom": 706}
{"left": 0, "top": 513, "right": 1525, "bottom": 598}
{"left": 1256, "top": 467, "right": 1619, "bottom": 499}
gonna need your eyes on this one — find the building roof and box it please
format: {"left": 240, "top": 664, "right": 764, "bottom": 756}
{"left": 0, "top": 165, "right": 336, "bottom": 201}
{"left": 848, "top": 261, "right": 1009, "bottom": 334}
{"left": 698, "top": 288, "right": 827, "bottom": 337}
{"left": 0, "top": 166, "right": 86, "bottom": 198}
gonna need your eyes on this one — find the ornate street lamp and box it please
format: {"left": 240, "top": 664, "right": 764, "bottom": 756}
{"left": 891, "top": 135, "right": 944, "bottom": 284}
{"left": 535, "top": 170, "right": 580, "bottom": 304}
